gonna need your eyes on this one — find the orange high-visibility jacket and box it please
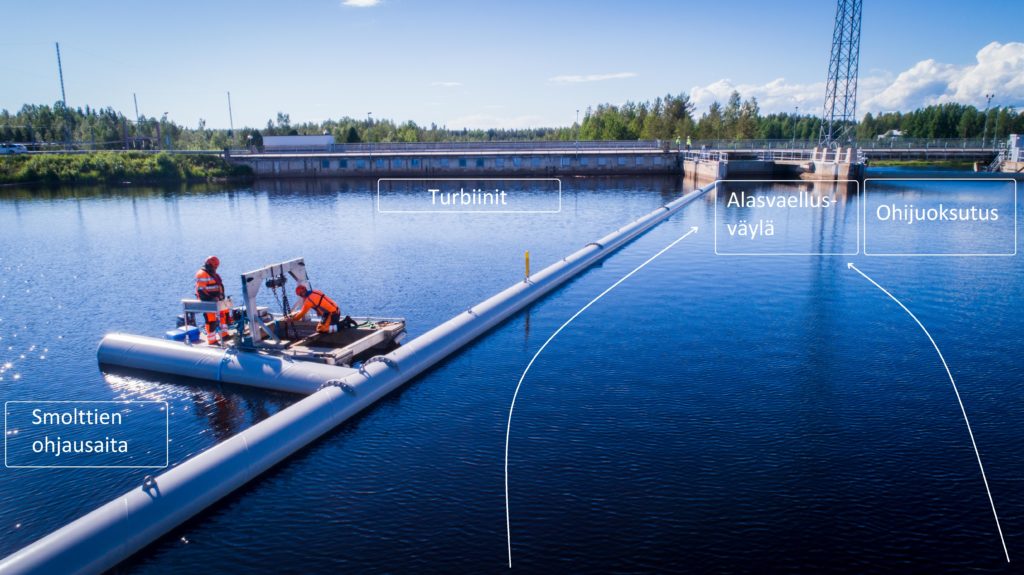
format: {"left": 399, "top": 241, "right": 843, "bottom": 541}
{"left": 292, "top": 289, "right": 339, "bottom": 320}
{"left": 195, "top": 268, "right": 224, "bottom": 301}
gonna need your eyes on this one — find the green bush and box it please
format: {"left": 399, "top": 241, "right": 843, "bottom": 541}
{"left": 0, "top": 152, "right": 252, "bottom": 185}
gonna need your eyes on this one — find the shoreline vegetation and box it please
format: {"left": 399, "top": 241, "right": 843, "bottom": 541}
{"left": 0, "top": 152, "right": 252, "bottom": 186}
{"left": 2, "top": 95, "right": 1021, "bottom": 151}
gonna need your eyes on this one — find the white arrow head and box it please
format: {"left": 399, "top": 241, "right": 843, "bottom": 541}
{"left": 847, "top": 262, "right": 854, "bottom": 269}
{"left": 690, "top": 226, "right": 699, "bottom": 233}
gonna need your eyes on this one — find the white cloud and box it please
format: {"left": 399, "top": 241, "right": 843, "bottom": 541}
{"left": 863, "top": 41, "right": 1024, "bottom": 112}
{"left": 548, "top": 72, "right": 638, "bottom": 84}
{"left": 862, "top": 59, "right": 962, "bottom": 112}
{"left": 341, "top": 0, "right": 380, "bottom": 6}
{"left": 950, "top": 42, "right": 1024, "bottom": 104}
{"left": 687, "top": 42, "right": 1024, "bottom": 118}
{"left": 446, "top": 113, "right": 546, "bottom": 130}
{"left": 431, "top": 81, "right": 462, "bottom": 88}
{"left": 690, "top": 77, "right": 825, "bottom": 115}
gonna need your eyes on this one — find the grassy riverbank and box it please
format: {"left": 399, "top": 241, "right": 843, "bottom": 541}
{"left": 0, "top": 152, "right": 252, "bottom": 186}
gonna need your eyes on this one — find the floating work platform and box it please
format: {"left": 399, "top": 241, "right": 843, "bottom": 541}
{"left": 98, "top": 317, "right": 406, "bottom": 395}
{"left": 167, "top": 314, "right": 404, "bottom": 366}
{"left": 98, "top": 259, "right": 406, "bottom": 394}
{"left": 0, "top": 183, "right": 715, "bottom": 575}
{"left": 284, "top": 318, "right": 405, "bottom": 367}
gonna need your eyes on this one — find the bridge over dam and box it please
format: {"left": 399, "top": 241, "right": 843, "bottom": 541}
{"left": 226, "top": 139, "right": 1012, "bottom": 182}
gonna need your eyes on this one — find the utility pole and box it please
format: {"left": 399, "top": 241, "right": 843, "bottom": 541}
{"left": 161, "top": 112, "right": 170, "bottom": 149}
{"left": 226, "top": 91, "right": 235, "bottom": 140}
{"left": 575, "top": 108, "right": 579, "bottom": 157}
{"left": 793, "top": 105, "right": 799, "bottom": 147}
{"left": 55, "top": 42, "right": 69, "bottom": 149}
{"left": 55, "top": 43, "right": 67, "bottom": 106}
{"left": 993, "top": 105, "right": 1003, "bottom": 148}
{"left": 982, "top": 93, "right": 994, "bottom": 149}
{"left": 133, "top": 93, "right": 141, "bottom": 148}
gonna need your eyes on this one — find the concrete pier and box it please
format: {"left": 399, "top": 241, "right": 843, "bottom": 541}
{"left": 679, "top": 149, "right": 861, "bottom": 182}
{"left": 999, "top": 161, "right": 1024, "bottom": 176}
{"left": 806, "top": 146, "right": 866, "bottom": 181}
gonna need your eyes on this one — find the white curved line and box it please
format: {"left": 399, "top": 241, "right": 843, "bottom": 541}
{"left": 504, "top": 226, "right": 698, "bottom": 567}
{"left": 848, "top": 263, "right": 1010, "bottom": 563}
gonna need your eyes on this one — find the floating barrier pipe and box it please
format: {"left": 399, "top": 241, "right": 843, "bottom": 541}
{"left": 0, "top": 183, "right": 713, "bottom": 575}
{"left": 97, "top": 333, "right": 356, "bottom": 395}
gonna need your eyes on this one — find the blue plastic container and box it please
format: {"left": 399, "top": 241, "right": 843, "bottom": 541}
{"left": 164, "top": 326, "right": 201, "bottom": 342}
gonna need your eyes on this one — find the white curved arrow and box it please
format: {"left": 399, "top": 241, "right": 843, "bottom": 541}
{"left": 504, "top": 226, "right": 698, "bottom": 567}
{"left": 848, "top": 262, "right": 1009, "bottom": 563}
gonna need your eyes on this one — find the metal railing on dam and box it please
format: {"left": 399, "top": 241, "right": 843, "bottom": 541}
{"left": 241, "top": 138, "right": 1007, "bottom": 155}
{"left": 232, "top": 147, "right": 683, "bottom": 178}
{"left": 17, "top": 137, "right": 1009, "bottom": 156}
{"left": 326, "top": 140, "right": 663, "bottom": 153}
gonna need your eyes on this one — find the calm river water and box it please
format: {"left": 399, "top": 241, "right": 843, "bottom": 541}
{"left": 0, "top": 169, "right": 1021, "bottom": 573}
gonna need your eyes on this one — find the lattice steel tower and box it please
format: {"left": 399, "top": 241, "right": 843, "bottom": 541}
{"left": 819, "top": 0, "right": 862, "bottom": 147}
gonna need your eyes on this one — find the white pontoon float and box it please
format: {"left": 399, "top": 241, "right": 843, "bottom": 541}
{"left": 97, "top": 258, "right": 405, "bottom": 395}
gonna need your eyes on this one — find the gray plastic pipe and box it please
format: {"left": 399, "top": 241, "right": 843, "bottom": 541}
{"left": 0, "top": 183, "right": 712, "bottom": 575}
{"left": 97, "top": 333, "right": 354, "bottom": 394}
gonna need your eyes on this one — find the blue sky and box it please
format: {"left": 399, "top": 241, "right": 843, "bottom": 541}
{"left": 2, "top": 0, "right": 1022, "bottom": 130}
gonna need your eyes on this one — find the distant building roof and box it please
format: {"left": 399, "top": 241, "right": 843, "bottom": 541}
{"left": 877, "top": 129, "right": 904, "bottom": 139}
{"left": 263, "top": 135, "right": 335, "bottom": 148}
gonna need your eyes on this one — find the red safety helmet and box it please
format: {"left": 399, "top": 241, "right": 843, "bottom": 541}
{"left": 205, "top": 255, "right": 220, "bottom": 269}
{"left": 295, "top": 284, "right": 308, "bottom": 297}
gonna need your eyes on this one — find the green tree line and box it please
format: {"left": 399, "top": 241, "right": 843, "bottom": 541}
{"left": 856, "top": 102, "right": 1023, "bottom": 141}
{"left": 2, "top": 95, "right": 1022, "bottom": 150}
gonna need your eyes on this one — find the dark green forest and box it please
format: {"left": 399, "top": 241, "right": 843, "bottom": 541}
{"left": 2, "top": 91, "right": 1021, "bottom": 150}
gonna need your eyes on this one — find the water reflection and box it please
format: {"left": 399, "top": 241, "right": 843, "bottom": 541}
{"left": 190, "top": 391, "right": 245, "bottom": 442}
{"left": 712, "top": 180, "right": 859, "bottom": 255}
{"left": 103, "top": 366, "right": 294, "bottom": 445}
{"left": 0, "top": 182, "right": 235, "bottom": 201}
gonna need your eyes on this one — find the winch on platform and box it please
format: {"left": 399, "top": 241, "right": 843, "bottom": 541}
{"left": 164, "top": 257, "right": 405, "bottom": 367}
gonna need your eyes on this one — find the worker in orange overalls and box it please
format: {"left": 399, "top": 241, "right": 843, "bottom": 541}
{"left": 195, "top": 255, "right": 232, "bottom": 344}
{"left": 290, "top": 284, "right": 354, "bottom": 334}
